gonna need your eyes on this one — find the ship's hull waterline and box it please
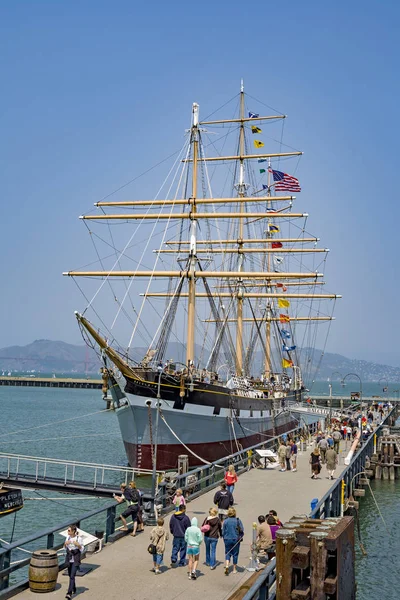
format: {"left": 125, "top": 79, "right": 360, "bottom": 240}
{"left": 116, "top": 377, "right": 299, "bottom": 470}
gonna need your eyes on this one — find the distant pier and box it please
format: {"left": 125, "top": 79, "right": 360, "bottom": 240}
{"left": 0, "top": 376, "right": 102, "bottom": 389}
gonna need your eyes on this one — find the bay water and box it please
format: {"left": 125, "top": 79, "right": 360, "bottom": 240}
{"left": 0, "top": 383, "right": 398, "bottom": 597}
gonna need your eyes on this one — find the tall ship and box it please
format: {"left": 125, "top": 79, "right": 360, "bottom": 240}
{"left": 64, "top": 83, "right": 340, "bottom": 470}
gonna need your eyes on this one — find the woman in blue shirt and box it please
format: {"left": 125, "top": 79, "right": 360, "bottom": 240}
{"left": 222, "top": 507, "right": 244, "bottom": 575}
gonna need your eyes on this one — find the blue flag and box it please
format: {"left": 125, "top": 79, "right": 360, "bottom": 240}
{"left": 249, "top": 112, "right": 259, "bottom": 119}
{"left": 262, "top": 184, "right": 268, "bottom": 190}
{"left": 280, "top": 329, "right": 291, "bottom": 339}
{"left": 282, "top": 345, "right": 296, "bottom": 352}
{"left": 258, "top": 158, "right": 267, "bottom": 163}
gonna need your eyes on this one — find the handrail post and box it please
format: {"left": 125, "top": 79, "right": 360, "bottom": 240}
{"left": 0, "top": 549, "right": 11, "bottom": 591}
{"left": 105, "top": 505, "right": 116, "bottom": 542}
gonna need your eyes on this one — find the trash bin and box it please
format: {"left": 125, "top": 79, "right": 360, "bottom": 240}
{"left": 310, "top": 498, "right": 319, "bottom": 515}
{"left": 29, "top": 549, "right": 59, "bottom": 593}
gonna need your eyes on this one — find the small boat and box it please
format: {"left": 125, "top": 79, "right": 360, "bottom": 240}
{"left": 0, "top": 484, "right": 24, "bottom": 517}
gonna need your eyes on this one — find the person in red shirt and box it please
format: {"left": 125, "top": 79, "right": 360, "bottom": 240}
{"left": 224, "top": 465, "right": 238, "bottom": 496}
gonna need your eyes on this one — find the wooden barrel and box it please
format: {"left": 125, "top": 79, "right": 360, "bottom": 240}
{"left": 29, "top": 549, "right": 59, "bottom": 593}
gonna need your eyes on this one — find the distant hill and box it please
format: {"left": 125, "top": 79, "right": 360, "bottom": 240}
{"left": 0, "top": 340, "right": 399, "bottom": 382}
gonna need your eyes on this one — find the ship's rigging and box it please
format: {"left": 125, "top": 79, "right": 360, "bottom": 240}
{"left": 65, "top": 85, "right": 340, "bottom": 389}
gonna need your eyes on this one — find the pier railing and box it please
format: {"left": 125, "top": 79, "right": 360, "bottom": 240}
{"left": 0, "top": 501, "right": 117, "bottom": 597}
{"left": 0, "top": 453, "right": 162, "bottom": 496}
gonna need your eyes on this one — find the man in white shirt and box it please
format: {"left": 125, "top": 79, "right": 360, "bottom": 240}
{"left": 64, "top": 524, "right": 84, "bottom": 599}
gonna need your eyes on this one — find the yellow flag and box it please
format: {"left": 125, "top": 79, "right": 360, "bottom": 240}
{"left": 254, "top": 140, "right": 264, "bottom": 148}
{"left": 282, "top": 358, "right": 293, "bottom": 369}
{"left": 251, "top": 126, "right": 262, "bottom": 134}
{"left": 278, "top": 298, "right": 290, "bottom": 308}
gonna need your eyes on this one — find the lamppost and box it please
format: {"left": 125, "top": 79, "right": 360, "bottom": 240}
{"left": 149, "top": 363, "right": 163, "bottom": 525}
{"left": 341, "top": 373, "right": 363, "bottom": 442}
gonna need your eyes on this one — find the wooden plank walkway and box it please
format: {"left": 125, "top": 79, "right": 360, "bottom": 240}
{"left": 17, "top": 440, "right": 349, "bottom": 600}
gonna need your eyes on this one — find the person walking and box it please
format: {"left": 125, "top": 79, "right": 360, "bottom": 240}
{"left": 224, "top": 465, "right": 238, "bottom": 496}
{"left": 213, "top": 482, "right": 233, "bottom": 521}
{"left": 222, "top": 507, "right": 244, "bottom": 576}
{"left": 290, "top": 440, "right": 298, "bottom": 472}
{"left": 64, "top": 524, "right": 84, "bottom": 600}
{"left": 310, "top": 448, "right": 322, "bottom": 479}
{"left": 285, "top": 443, "right": 292, "bottom": 471}
{"left": 325, "top": 447, "right": 338, "bottom": 480}
{"left": 201, "top": 507, "right": 222, "bottom": 569}
{"left": 318, "top": 435, "right": 328, "bottom": 465}
{"left": 113, "top": 483, "right": 140, "bottom": 535}
{"left": 277, "top": 441, "right": 287, "bottom": 472}
{"left": 332, "top": 429, "right": 342, "bottom": 454}
{"left": 149, "top": 517, "right": 169, "bottom": 574}
{"left": 184, "top": 517, "right": 203, "bottom": 580}
{"left": 169, "top": 504, "right": 191, "bottom": 567}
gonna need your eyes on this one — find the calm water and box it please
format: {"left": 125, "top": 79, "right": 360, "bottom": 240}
{"left": 0, "top": 384, "right": 399, "bottom": 596}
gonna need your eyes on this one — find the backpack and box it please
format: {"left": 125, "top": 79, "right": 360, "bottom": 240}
{"left": 236, "top": 518, "right": 244, "bottom": 542}
{"left": 333, "top": 431, "right": 341, "bottom": 441}
{"left": 147, "top": 543, "right": 157, "bottom": 555}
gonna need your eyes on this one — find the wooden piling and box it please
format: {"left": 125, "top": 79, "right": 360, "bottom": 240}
{"left": 383, "top": 466, "right": 389, "bottom": 480}
{"left": 389, "top": 466, "right": 395, "bottom": 481}
{"left": 276, "top": 529, "right": 296, "bottom": 600}
{"left": 310, "top": 531, "right": 328, "bottom": 600}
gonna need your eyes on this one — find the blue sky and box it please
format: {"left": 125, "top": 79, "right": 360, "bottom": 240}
{"left": 1, "top": 1, "right": 400, "bottom": 365}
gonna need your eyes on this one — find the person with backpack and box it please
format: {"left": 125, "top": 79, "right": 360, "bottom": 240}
{"left": 169, "top": 504, "right": 191, "bottom": 567}
{"left": 149, "top": 517, "right": 169, "bottom": 574}
{"left": 201, "top": 507, "right": 222, "bottom": 569}
{"left": 113, "top": 483, "right": 140, "bottom": 535}
{"left": 332, "top": 429, "right": 342, "bottom": 454}
{"left": 213, "top": 482, "right": 233, "bottom": 521}
{"left": 222, "top": 507, "right": 244, "bottom": 575}
{"left": 184, "top": 517, "right": 203, "bottom": 580}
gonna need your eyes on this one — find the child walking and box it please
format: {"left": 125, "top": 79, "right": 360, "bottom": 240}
{"left": 150, "top": 518, "right": 169, "bottom": 574}
{"left": 173, "top": 488, "right": 186, "bottom": 511}
{"left": 184, "top": 517, "right": 203, "bottom": 580}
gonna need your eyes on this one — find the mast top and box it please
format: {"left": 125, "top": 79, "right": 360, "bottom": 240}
{"left": 192, "top": 102, "right": 199, "bottom": 126}
{"left": 241, "top": 78, "right": 244, "bottom": 93}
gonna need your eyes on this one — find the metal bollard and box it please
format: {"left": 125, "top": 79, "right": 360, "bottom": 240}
{"left": 245, "top": 522, "right": 260, "bottom": 572}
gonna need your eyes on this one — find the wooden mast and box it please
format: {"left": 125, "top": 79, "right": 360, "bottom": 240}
{"left": 265, "top": 159, "right": 272, "bottom": 379}
{"left": 235, "top": 81, "right": 246, "bottom": 375}
{"left": 186, "top": 103, "right": 199, "bottom": 367}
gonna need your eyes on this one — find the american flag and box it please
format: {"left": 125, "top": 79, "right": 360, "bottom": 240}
{"left": 269, "top": 169, "right": 301, "bottom": 192}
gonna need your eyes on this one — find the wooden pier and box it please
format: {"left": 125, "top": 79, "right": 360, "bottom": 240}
{"left": 0, "top": 376, "right": 102, "bottom": 389}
